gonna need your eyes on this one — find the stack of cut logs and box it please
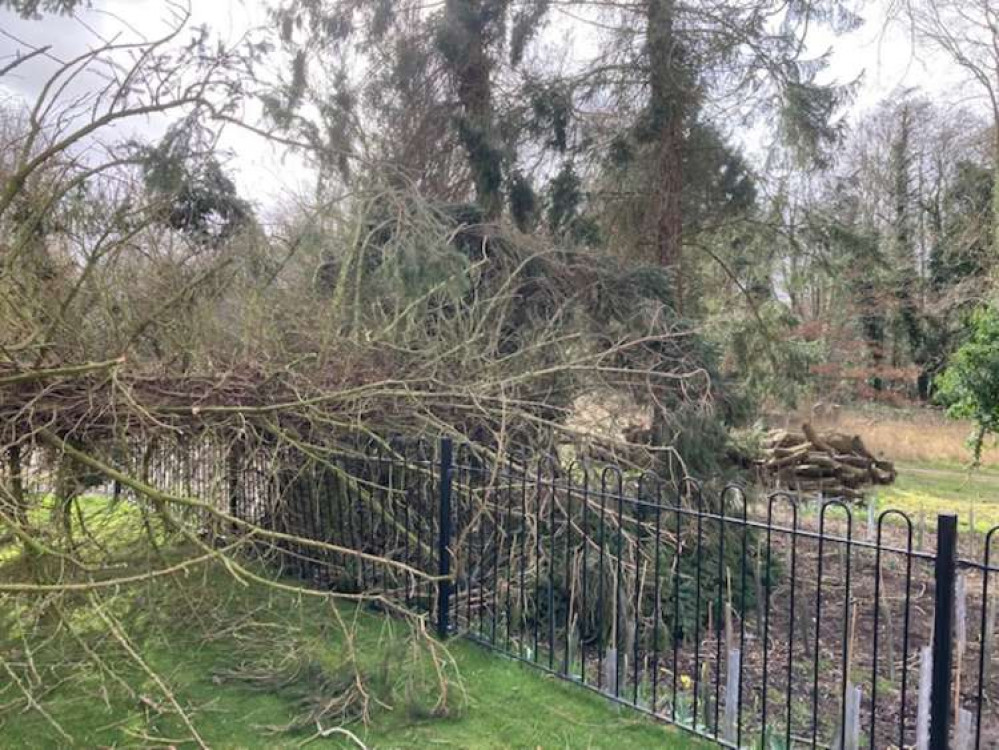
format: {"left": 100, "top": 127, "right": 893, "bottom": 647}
{"left": 758, "top": 423, "right": 896, "bottom": 501}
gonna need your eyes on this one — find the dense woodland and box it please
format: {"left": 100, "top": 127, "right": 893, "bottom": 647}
{"left": 2, "top": 0, "right": 999, "bottom": 746}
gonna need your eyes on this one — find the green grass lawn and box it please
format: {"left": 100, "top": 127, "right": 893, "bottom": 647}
{"left": 0, "top": 549, "right": 705, "bottom": 750}
{"left": 875, "top": 461, "right": 999, "bottom": 532}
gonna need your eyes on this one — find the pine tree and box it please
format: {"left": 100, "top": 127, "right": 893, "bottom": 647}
{"left": 270, "top": 0, "right": 553, "bottom": 220}
{"left": 437, "top": 0, "right": 505, "bottom": 218}
{"left": 572, "top": 0, "right": 859, "bottom": 309}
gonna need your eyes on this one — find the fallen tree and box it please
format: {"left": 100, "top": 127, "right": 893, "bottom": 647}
{"left": 0, "top": 14, "right": 740, "bottom": 746}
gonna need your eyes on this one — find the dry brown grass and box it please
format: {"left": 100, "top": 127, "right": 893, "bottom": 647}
{"left": 777, "top": 406, "right": 999, "bottom": 468}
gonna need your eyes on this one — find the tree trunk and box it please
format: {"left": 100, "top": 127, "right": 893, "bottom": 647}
{"left": 445, "top": 0, "right": 503, "bottom": 220}
{"left": 890, "top": 106, "right": 922, "bottom": 365}
{"left": 656, "top": 119, "right": 685, "bottom": 309}
{"left": 859, "top": 290, "right": 885, "bottom": 392}
{"left": 992, "top": 125, "right": 999, "bottom": 260}
{"left": 647, "top": 0, "right": 688, "bottom": 312}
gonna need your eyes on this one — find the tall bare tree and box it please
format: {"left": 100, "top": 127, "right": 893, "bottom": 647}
{"left": 891, "top": 0, "right": 999, "bottom": 256}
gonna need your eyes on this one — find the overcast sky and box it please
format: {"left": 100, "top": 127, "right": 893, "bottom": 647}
{"left": 0, "top": 0, "right": 979, "bottom": 214}
{"left": 0, "top": 0, "right": 306, "bottom": 218}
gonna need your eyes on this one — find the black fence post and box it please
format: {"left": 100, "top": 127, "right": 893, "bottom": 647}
{"left": 436, "top": 437, "right": 454, "bottom": 640}
{"left": 930, "top": 513, "right": 958, "bottom": 749}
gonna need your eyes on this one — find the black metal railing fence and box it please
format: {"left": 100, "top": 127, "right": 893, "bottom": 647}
{"left": 5, "top": 434, "right": 997, "bottom": 748}
{"left": 238, "top": 436, "right": 999, "bottom": 749}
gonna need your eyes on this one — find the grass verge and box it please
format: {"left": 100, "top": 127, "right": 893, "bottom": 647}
{"left": 0, "top": 550, "right": 705, "bottom": 749}
{"left": 876, "top": 462, "right": 999, "bottom": 533}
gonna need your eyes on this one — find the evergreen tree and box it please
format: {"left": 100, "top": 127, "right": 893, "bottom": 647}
{"left": 270, "top": 0, "right": 553, "bottom": 219}
{"left": 931, "top": 161, "right": 994, "bottom": 288}
{"left": 141, "top": 120, "right": 253, "bottom": 249}
{"left": 570, "top": 0, "right": 859, "bottom": 309}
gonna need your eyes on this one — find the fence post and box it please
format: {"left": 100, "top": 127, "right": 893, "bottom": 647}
{"left": 436, "top": 437, "right": 454, "bottom": 640}
{"left": 930, "top": 513, "right": 958, "bottom": 749}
